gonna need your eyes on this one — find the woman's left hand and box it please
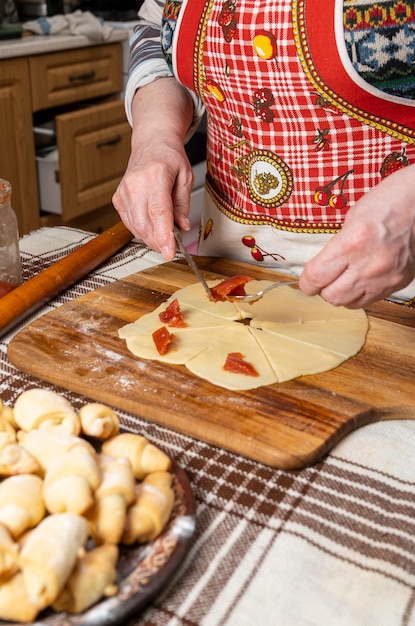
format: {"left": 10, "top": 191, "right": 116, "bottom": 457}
{"left": 299, "top": 164, "right": 415, "bottom": 308}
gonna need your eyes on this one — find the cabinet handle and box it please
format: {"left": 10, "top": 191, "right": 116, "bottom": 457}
{"left": 96, "top": 135, "right": 122, "bottom": 148}
{"left": 68, "top": 70, "right": 96, "bottom": 83}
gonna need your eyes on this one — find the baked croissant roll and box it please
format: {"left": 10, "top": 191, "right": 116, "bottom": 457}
{"left": 0, "top": 408, "right": 39, "bottom": 477}
{"left": 0, "top": 572, "right": 39, "bottom": 622}
{"left": 121, "top": 470, "right": 175, "bottom": 544}
{"left": 18, "top": 429, "right": 95, "bottom": 476}
{"left": 0, "top": 443, "right": 40, "bottom": 477}
{"left": 18, "top": 512, "right": 89, "bottom": 611}
{"left": 88, "top": 454, "right": 135, "bottom": 545}
{"left": 79, "top": 402, "right": 119, "bottom": 439}
{"left": 13, "top": 388, "right": 81, "bottom": 435}
{"left": 0, "top": 400, "right": 17, "bottom": 429}
{"left": 43, "top": 444, "right": 101, "bottom": 515}
{"left": 0, "top": 474, "right": 45, "bottom": 539}
{"left": 0, "top": 523, "right": 19, "bottom": 579}
{"left": 52, "top": 544, "right": 118, "bottom": 614}
{"left": 0, "top": 434, "right": 40, "bottom": 477}
{"left": 102, "top": 433, "right": 171, "bottom": 480}
{"left": 0, "top": 415, "right": 16, "bottom": 440}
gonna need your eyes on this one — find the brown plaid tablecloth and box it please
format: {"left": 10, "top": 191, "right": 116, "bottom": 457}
{"left": 1, "top": 227, "right": 415, "bottom": 626}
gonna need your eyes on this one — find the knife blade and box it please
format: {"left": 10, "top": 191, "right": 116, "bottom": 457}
{"left": 173, "top": 227, "right": 213, "bottom": 300}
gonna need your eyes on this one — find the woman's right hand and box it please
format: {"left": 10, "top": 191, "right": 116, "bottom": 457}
{"left": 113, "top": 139, "right": 194, "bottom": 260}
{"left": 112, "top": 78, "right": 196, "bottom": 260}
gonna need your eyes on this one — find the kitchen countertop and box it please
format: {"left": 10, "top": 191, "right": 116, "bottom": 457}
{"left": 1, "top": 225, "right": 414, "bottom": 626}
{"left": 0, "top": 28, "right": 127, "bottom": 59}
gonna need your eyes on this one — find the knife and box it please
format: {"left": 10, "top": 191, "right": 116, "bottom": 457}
{"left": 173, "top": 227, "right": 213, "bottom": 300}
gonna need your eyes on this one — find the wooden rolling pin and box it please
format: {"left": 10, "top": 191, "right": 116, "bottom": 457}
{"left": 0, "top": 221, "right": 133, "bottom": 337}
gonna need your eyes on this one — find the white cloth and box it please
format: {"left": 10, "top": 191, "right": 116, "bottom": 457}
{"left": 23, "top": 10, "right": 113, "bottom": 41}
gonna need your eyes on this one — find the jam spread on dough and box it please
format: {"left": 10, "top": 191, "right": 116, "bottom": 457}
{"left": 210, "top": 275, "right": 254, "bottom": 302}
{"left": 223, "top": 352, "right": 259, "bottom": 377}
{"left": 159, "top": 298, "right": 187, "bottom": 327}
{"left": 152, "top": 327, "right": 176, "bottom": 355}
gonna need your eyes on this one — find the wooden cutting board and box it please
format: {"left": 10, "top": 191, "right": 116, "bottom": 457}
{"left": 7, "top": 257, "right": 415, "bottom": 470}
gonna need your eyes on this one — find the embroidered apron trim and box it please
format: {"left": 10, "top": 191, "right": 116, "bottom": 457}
{"left": 162, "top": 0, "right": 182, "bottom": 70}
{"left": 293, "top": 0, "right": 415, "bottom": 143}
{"left": 343, "top": 0, "right": 415, "bottom": 100}
{"left": 192, "top": 0, "right": 213, "bottom": 97}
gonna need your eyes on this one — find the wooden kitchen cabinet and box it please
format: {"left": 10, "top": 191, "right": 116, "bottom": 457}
{"left": 0, "top": 40, "right": 130, "bottom": 235}
{"left": 0, "top": 57, "right": 40, "bottom": 234}
{"left": 56, "top": 99, "right": 131, "bottom": 221}
{"left": 30, "top": 44, "right": 122, "bottom": 112}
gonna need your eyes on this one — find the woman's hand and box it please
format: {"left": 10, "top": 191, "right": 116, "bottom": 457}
{"left": 112, "top": 78, "right": 195, "bottom": 260}
{"left": 113, "top": 139, "right": 194, "bottom": 260}
{"left": 299, "top": 164, "right": 415, "bottom": 308}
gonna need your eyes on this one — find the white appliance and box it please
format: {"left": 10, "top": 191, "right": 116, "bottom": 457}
{"left": 107, "top": 20, "right": 206, "bottom": 252}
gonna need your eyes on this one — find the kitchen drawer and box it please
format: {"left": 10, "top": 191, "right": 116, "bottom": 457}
{"left": 55, "top": 99, "right": 131, "bottom": 221}
{"left": 30, "top": 43, "right": 123, "bottom": 112}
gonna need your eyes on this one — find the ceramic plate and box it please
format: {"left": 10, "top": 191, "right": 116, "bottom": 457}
{"left": 1, "top": 460, "right": 195, "bottom": 626}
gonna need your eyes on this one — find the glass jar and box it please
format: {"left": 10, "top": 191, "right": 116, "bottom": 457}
{"left": 0, "top": 179, "right": 21, "bottom": 298}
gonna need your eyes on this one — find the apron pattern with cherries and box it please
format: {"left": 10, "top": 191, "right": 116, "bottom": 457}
{"left": 170, "top": 0, "right": 415, "bottom": 252}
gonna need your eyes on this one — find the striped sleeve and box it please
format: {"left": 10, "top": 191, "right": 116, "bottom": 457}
{"left": 124, "top": 0, "right": 205, "bottom": 139}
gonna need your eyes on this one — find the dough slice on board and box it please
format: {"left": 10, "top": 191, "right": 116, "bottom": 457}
{"left": 253, "top": 318, "right": 368, "bottom": 357}
{"left": 249, "top": 327, "right": 347, "bottom": 383}
{"left": 119, "top": 303, "right": 233, "bottom": 339}
{"left": 236, "top": 282, "right": 366, "bottom": 323}
{"left": 186, "top": 325, "right": 278, "bottom": 390}
{"left": 172, "top": 282, "right": 241, "bottom": 320}
{"left": 123, "top": 326, "right": 229, "bottom": 365}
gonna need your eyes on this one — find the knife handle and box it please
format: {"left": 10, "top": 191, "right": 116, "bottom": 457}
{"left": 0, "top": 221, "right": 133, "bottom": 337}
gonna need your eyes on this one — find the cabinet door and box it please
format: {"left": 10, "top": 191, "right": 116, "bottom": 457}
{"left": 30, "top": 43, "right": 123, "bottom": 112}
{"left": 56, "top": 99, "right": 131, "bottom": 221}
{"left": 0, "top": 58, "right": 40, "bottom": 234}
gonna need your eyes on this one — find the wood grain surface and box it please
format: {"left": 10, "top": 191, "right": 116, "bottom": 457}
{"left": 7, "top": 258, "right": 415, "bottom": 470}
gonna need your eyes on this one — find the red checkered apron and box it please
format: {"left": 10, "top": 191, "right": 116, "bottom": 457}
{"left": 172, "top": 0, "right": 415, "bottom": 278}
